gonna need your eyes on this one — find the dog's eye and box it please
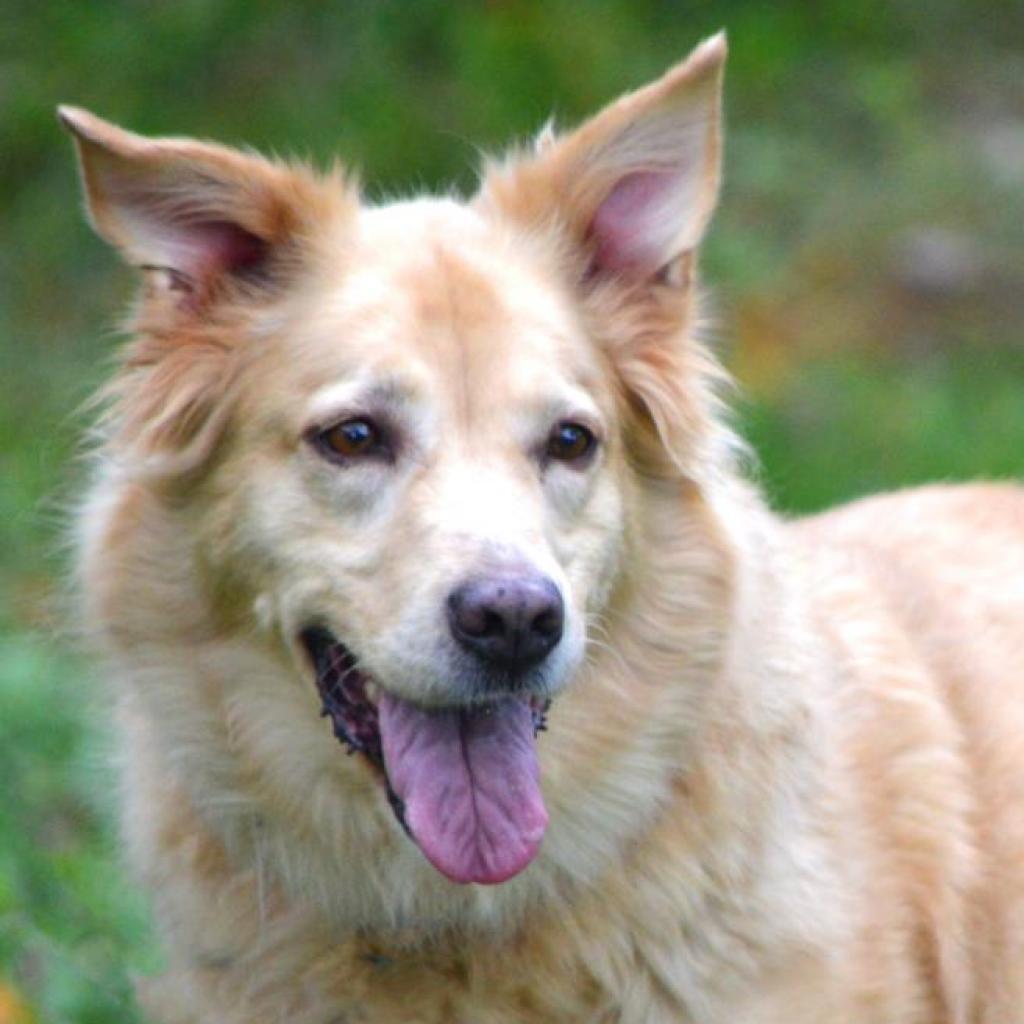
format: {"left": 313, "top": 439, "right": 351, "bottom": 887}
{"left": 546, "top": 422, "right": 597, "bottom": 464}
{"left": 314, "top": 418, "right": 387, "bottom": 462}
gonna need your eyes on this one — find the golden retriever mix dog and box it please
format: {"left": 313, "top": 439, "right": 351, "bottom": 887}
{"left": 61, "top": 33, "right": 1024, "bottom": 1023}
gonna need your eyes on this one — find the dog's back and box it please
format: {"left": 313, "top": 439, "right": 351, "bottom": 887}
{"left": 792, "top": 482, "right": 1024, "bottom": 1020}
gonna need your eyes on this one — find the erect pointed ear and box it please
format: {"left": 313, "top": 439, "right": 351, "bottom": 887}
{"left": 478, "top": 36, "right": 728, "bottom": 480}
{"left": 58, "top": 106, "right": 336, "bottom": 305}
{"left": 479, "top": 32, "right": 726, "bottom": 284}
{"left": 58, "top": 109, "right": 354, "bottom": 477}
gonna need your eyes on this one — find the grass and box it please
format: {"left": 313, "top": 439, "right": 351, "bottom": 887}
{"left": 2, "top": 3, "right": 1022, "bottom": 1019}
{"left": 0, "top": 636, "right": 156, "bottom": 1024}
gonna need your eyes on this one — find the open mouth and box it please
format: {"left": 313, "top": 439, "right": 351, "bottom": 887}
{"left": 301, "top": 626, "right": 550, "bottom": 885}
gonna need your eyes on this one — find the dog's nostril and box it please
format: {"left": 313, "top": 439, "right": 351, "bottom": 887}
{"left": 448, "top": 574, "right": 564, "bottom": 671}
{"left": 457, "top": 606, "right": 507, "bottom": 641}
{"left": 447, "top": 594, "right": 498, "bottom": 639}
{"left": 533, "top": 608, "right": 561, "bottom": 638}
{"left": 482, "top": 609, "right": 506, "bottom": 639}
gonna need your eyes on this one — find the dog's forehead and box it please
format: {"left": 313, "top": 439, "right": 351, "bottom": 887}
{"left": 346, "top": 198, "right": 568, "bottom": 332}
{"left": 297, "top": 197, "right": 602, "bottom": 401}
{"left": 355, "top": 197, "right": 490, "bottom": 254}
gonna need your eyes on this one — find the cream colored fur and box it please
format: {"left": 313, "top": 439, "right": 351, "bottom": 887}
{"left": 63, "top": 34, "right": 1024, "bottom": 1023}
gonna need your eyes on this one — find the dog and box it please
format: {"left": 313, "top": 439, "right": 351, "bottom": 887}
{"left": 62, "top": 32, "right": 1024, "bottom": 1023}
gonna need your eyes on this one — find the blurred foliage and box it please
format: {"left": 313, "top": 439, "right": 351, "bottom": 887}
{"left": 2, "top": 2, "right": 1023, "bottom": 1019}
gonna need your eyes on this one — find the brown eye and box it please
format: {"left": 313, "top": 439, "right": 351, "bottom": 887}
{"left": 546, "top": 421, "right": 596, "bottom": 464}
{"left": 315, "top": 418, "right": 385, "bottom": 461}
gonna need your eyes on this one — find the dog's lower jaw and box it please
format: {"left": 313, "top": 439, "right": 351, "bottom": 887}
{"left": 301, "top": 626, "right": 552, "bottom": 884}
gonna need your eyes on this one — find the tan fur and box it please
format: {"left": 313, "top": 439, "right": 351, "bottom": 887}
{"left": 63, "top": 34, "right": 1024, "bottom": 1023}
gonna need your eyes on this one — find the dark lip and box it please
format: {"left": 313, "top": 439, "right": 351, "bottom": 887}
{"left": 300, "top": 625, "right": 409, "bottom": 834}
{"left": 300, "top": 624, "right": 552, "bottom": 723}
{"left": 300, "top": 626, "right": 384, "bottom": 770}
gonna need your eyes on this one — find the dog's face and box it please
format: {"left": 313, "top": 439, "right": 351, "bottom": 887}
{"left": 65, "top": 35, "right": 729, "bottom": 895}
{"left": 218, "top": 205, "right": 628, "bottom": 882}
{"left": 239, "top": 199, "right": 621, "bottom": 711}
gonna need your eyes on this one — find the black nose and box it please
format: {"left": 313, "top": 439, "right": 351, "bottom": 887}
{"left": 447, "top": 575, "right": 564, "bottom": 672}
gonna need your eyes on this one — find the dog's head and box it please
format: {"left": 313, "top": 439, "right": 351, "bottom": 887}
{"left": 66, "top": 36, "right": 733, "bottom": 897}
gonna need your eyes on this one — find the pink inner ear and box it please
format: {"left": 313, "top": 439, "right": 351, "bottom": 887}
{"left": 588, "top": 169, "right": 680, "bottom": 276}
{"left": 177, "top": 219, "right": 268, "bottom": 282}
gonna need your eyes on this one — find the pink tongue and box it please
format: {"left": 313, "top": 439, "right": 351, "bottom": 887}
{"left": 378, "top": 694, "right": 548, "bottom": 885}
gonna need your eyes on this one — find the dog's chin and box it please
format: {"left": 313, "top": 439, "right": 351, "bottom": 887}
{"left": 300, "top": 626, "right": 551, "bottom": 886}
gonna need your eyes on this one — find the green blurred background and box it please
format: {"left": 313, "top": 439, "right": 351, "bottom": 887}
{"left": 2, "top": 2, "right": 1023, "bottom": 1020}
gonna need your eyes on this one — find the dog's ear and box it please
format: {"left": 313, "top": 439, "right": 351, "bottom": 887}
{"left": 478, "top": 34, "right": 727, "bottom": 476}
{"left": 572, "top": 32, "right": 724, "bottom": 282}
{"left": 58, "top": 106, "right": 334, "bottom": 308}
{"left": 59, "top": 108, "right": 352, "bottom": 476}
{"left": 480, "top": 32, "right": 725, "bottom": 287}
